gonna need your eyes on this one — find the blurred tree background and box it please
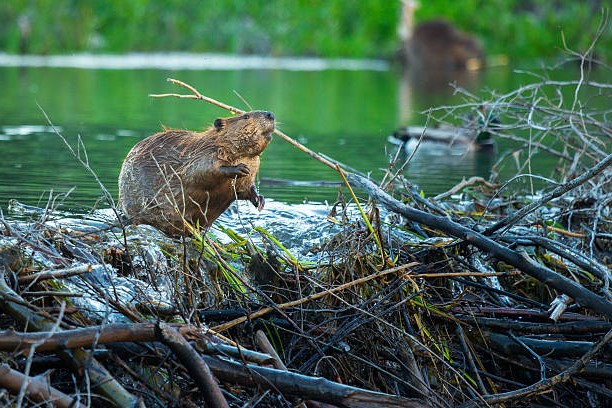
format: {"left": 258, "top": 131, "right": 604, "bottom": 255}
{"left": 0, "top": 0, "right": 609, "bottom": 62}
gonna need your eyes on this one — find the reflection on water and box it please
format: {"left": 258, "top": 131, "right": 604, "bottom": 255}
{"left": 0, "top": 52, "right": 388, "bottom": 71}
{"left": 0, "top": 53, "right": 592, "bottom": 212}
{"left": 397, "top": 67, "right": 483, "bottom": 124}
{"left": 394, "top": 139, "right": 496, "bottom": 191}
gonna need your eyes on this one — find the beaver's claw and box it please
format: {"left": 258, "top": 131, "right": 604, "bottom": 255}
{"left": 221, "top": 163, "right": 250, "bottom": 178}
{"left": 250, "top": 192, "right": 265, "bottom": 211}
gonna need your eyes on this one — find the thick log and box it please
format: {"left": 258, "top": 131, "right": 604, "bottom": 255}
{"left": 456, "top": 316, "right": 611, "bottom": 334}
{"left": 480, "top": 332, "right": 604, "bottom": 358}
{"left": 155, "top": 322, "right": 229, "bottom": 408}
{"left": 348, "top": 173, "right": 612, "bottom": 320}
{"left": 0, "top": 365, "right": 86, "bottom": 408}
{"left": 201, "top": 354, "right": 427, "bottom": 408}
{"left": 0, "top": 272, "right": 141, "bottom": 408}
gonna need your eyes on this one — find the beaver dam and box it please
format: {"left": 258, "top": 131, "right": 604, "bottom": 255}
{"left": 1, "top": 68, "right": 611, "bottom": 407}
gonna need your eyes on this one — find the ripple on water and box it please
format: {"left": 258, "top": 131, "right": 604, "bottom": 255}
{"left": 1, "top": 125, "right": 63, "bottom": 138}
{"left": 4, "top": 199, "right": 365, "bottom": 322}
{"left": 216, "top": 200, "right": 341, "bottom": 261}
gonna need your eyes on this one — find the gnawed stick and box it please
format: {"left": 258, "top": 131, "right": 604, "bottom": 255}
{"left": 255, "top": 330, "right": 287, "bottom": 370}
{"left": 348, "top": 173, "right": 612, "bottom": 320}
{"left": 155, "top": 321, "right": 229, "bottom": 408}
{"left": 0, "top": 272, "right": 140, "bottom": 408}
{"left": 0, "top": 365, "right": 86, "bottom": 408}
{"left": 201, "top": 353, "right": 428, "bottom": 408}
{"left": 17, "top": 264, "right": 92, "bottom": 283}
{"left": 150, "top": 78, "right": 341, "bottom": 172}
{"left": 433, "top": 176, "right": 498, "bottom": 201}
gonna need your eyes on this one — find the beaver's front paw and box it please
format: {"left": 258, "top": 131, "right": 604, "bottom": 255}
{"left": 220, "top": 163, "right": 250, "bottom": 178}
{"left": 250, "top": 193, "right": 265, "bottom": 211}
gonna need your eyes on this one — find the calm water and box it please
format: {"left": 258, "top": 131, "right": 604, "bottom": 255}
{"left": 0, "top": 54, "right": 598, "bottom": 212}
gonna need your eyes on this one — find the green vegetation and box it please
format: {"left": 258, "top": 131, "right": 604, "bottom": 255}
{"left": 0, "top": 1, "right": 609, "bottom": 62}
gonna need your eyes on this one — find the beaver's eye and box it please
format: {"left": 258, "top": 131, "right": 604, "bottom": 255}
{"left": 243, "top": 114, "right": 250, "bottom": 119}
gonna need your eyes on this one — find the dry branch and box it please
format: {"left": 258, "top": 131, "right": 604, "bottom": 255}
{"left": 348, "top": 173, "right": 612, "bottom": 319}
{"left": 0, "top": 272, "right": 140, "bottom": 408}
{"left": 0, "top": 365, "right": 86, "bottom": 408}
{"left": 17, "top": 264, "right": 92, "bottom": 283}
{"left": 0, "top": 322, "right": 199, "bottom": 352}
{"left": 201, "top": 354, "right": 427, "bottom": 408}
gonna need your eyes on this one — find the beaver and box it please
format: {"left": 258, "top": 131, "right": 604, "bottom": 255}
{"left": 398, "top": 2, "right": 485, "bottom": 71}
{"left": 406, "top": 20, "right": 485, "bottom": 70}
{"left": 118, "top": 110, "right": 275, "bottom": 236}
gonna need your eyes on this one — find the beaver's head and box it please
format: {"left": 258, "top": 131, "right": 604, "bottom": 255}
{"left": 213, "top": 111, "right": 275, "bottom": 157}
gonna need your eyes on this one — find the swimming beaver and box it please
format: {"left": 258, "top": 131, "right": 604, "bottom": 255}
{"left": 398, "top": 1, "right": 485, "bottom": 70}
{"left": 406, "top": 20, "right": 485, "bottom": 70}
{"left": 118, "top": 110, "right": 275, "bottom": 236}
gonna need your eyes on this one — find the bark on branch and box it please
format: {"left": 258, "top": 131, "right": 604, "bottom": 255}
{"left": 348, "top": 173, "right": 612, "bottom": 319}
{"left": 0, "top": 322, "right": 199, "bottom": 352}
{"left": 201, "top": 354, "right": 427, "bottom": 408}
{"left": 0, "top": 365, "right": 86, "bottom": 408}
{"left": 155, "top": 321, "right": 229, "bottom": 408}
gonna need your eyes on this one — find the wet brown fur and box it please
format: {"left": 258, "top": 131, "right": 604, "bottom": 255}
{"left": 118, "top": 110, "right": 275, "bottom": 236}
{"left": 403, "top": 20, "right": 485, "bottom": 70}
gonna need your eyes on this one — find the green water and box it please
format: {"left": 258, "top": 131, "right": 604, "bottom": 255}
{"left": 0, "top": 57, "right": 600, "bottom": 212}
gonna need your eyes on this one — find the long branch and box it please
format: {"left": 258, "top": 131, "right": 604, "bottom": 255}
{"left": 150, "top": 78, "right": 341, "bottom": 171}
{"left": 348, "top": 173, "right": 612, "bottom": 319}
{"left": 0, "top": 323, "right": 199, "bottom": 352}
{"left": 485, "top": 153, "right": 612, "bottom": 235}
{"left": 480, "top": 328, "right": 612, "bottom": 404}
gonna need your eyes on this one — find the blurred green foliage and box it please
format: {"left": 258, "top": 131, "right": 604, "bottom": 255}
{"left": 0, "top": 0, "right": 609, "bottom": 61}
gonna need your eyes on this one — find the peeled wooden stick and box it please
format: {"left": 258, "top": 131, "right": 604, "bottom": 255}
{"left": 255, "top": 330, "right": 287, "bottom": 371}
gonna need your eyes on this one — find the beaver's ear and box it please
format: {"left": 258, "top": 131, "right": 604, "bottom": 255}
{"left": 214, "top": 118, "right": 226, "bottom": 131}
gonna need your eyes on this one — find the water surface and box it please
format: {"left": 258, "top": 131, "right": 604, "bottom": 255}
{"left": 0, "top": 53, "right": 598, "bottom": 212}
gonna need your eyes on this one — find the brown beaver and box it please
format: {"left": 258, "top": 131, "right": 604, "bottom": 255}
{"left": 398, "top": 1, "right": 485, "bottom": 70}
{"left": 118, "top": 110, "right": 275, "bottom": 236}
{"left": 406, "top": 20, "right": 485, "bottom": 70}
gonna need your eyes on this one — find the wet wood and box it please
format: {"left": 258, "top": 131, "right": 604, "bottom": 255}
{"left": 156, "top": 322, "right": 229, "bottom": 408}
{"left": 348, "top": 173, "right": 612, "bottom": 320}
{"left": 0, "top": 365, "right": 87, "bottom": 408}
{"left": 201, "top": 354, "right": 427, "bottom": 408}
{"left": 0, "top": 322, "right": 199, "bottom": 352}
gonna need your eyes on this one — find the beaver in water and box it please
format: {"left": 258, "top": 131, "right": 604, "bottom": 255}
{"left": 118, "top": 110, "right": 275, "bottom": 236}
{"left": 405, "top": 20, "right": 485, "bottom": 70}
{"left": 398, "top": 1, "right": 485, "bottom": 71}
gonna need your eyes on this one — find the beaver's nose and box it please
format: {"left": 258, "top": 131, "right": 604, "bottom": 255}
{"left": 264, "top": 111, "right": 275, "bottom": 121}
